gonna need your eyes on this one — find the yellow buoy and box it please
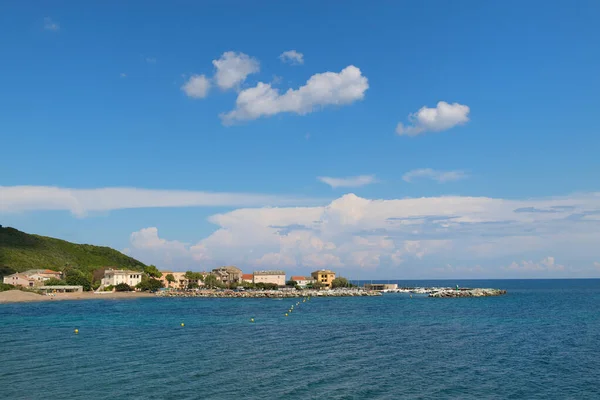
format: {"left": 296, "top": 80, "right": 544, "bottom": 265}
{"left": 74, "top": 329, "right": 79, "bottom": 334}
{"left": 181, "top": 323, "right": 185, "bottom": 327}
{"left": 250, "top": 318, "right": 255, "bottom": 323}
{"left": 285, "top": 313, "right": 288, "bottom": 317}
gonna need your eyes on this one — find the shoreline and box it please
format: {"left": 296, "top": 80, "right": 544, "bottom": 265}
{"left": 0, "top": 290, "right": 154, "bottom": 304}
{"left": 0, "top": 286, "right": 508, "bottom": 304}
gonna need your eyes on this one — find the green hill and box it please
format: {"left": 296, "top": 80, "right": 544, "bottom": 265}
{"left": 0, "top": 226, "right": 146, "bottom": 276}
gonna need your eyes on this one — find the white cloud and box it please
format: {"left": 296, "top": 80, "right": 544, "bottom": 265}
{"left": 44, "top": 17, "right": 60, "bottom": 31}
{"left": 212, "top": 51, "right": 260, "bottom": 90}
{"left": 121, "top": 192, "right": 600, "bottom": 277}
{"left": 279, "top": 50, "right": 304, "bottom": 65}
{"left": 181, "top": 74, "right": 211, "bottom": 99}
{"left": 402, "top": 168, "right": 468, "bottom": 183}
{"left": 220, "top": 65, "right": 368, "bottom": 124}
{"left": 145, "top": 57, "right": 157, "bottom": 64}
{"left": 0, "top": 186, "right": 322, "bottom": 217}
{"left": 396, "top": 101, "right": 470, "bottom": 136}
{"left": 505, "top": 256, "right": 566, "bottom": 273}
{"left": 317, "top": 175, "right": 377, "bottom": 188}
{"left": 120, "top": 73, "right": 127, "bottom": 78}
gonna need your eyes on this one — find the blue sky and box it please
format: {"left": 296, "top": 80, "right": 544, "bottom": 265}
{"left": 1, "top": 1, "right": 600, "bottom": 278}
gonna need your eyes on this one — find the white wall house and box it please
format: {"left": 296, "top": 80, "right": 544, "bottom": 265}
{"left": 291, "top": 276, "right": 314, "bottom": 288}
{"left": 253, "top": 270, "right": 286, "bottom": 287}
{"left": 101, "top": 269, "right": 143, "bottom": 287}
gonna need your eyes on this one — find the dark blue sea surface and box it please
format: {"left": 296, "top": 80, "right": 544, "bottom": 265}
{"left": 1, "top": 279, "right": 599, "bottom": 399}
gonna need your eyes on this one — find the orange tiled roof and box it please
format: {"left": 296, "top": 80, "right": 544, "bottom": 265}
{"left": 291, "top": 276, "right": 307, "bottom": 281}
{"left": 242, "top": 274, "right": 253, "bottom": 280}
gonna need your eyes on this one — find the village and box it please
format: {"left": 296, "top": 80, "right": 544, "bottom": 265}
{"left": 2, "top": 266, "right": 365, "bottom": 294}
{"left": 2, "top": 267, "right": 506, "bottom": 299}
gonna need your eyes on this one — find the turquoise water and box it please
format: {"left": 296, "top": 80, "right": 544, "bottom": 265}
{"left": 1, "top": 279, "right": 599, "bottom": 399}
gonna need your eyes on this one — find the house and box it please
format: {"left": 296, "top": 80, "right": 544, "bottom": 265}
{"left": 3, "top": 269, "right": 62, "bottom": 287}
{"left": 3, "top": 273, "right": 35, "bottom": 287}
{"left": 212, "top": 266, "right": 242, "bottom": 284}
{"left": 311, "top": 269, "right": 336, "bottom": 288}
{"left": 253, "top": 270, "right": 286, "bottom": 287}
{"left": 22, "top": 269, "right": 62, "bottom": 281}
{"left": 159, "top": 271, "right": 186, "bottom": 289}
{"left": 241, "top": 273, "right": 253, "bottom": 282}
{"left": 25, "top": 269, "right": 63, "bottom": 285}
{"left": 291, "top": 276, "right": 314, "bottom": 288}
{"left": 364, "top": 283, "right": 398, "bottom": 291}
{"left": 159, "top": 271, "right": 206, "bottom": 289}
{"left": 101, "top": 269, "right": 143, "bottom": 287}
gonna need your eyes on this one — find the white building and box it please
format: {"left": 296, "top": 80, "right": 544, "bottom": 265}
{"left": 101, "top": 269, "right": 143, "bottom": 287}
{"left": 253, "top": 270, "right": 286, "bottom": 287}
{"left": 291, "top": 276, "right": 314, "bottom": 288}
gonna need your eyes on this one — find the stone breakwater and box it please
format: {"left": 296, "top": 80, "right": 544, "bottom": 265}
{"left": 428, "top": 288, "right": 507, "bottom": 298}
{"left": 155, "top": 289, "right": 382, "bottom": 299}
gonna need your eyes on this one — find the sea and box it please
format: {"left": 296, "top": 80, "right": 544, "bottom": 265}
{"left": 1, "top": 279, "right": 599, "bottom": 399}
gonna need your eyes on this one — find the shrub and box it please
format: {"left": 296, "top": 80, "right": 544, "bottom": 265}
{"left": 0, "top": 283, "right": 15, "bottom": 292}
{"left": 44, "top": 278, "right": 67, "bottom": 286}
{"left": 115, "top": 283, "right": 133, "bottom": 292}
{"left": 136, "top": 278, "right": 163, "bottom": 292}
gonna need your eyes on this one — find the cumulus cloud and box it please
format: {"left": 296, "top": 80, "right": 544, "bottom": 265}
{"left": 279, "top": 50, "right": 304, "bottom": 65}
{"left": 212, "top": 51, "right": 260, "bottom": 90}
{"left": 505, "top": 256, "right": 566, "bottom": 273}
{"left": 396, "top": 101, "right": 470, "bottom": 136}
{"left": 0, "top": 186, "right": 322, "bottom": 217}
{"left": 220, "top": 65, "right": 368, "bottom": 124}
{"left": 317, "top": 175, "right": 377, "bottom": 188}
{"left": 181, "top": 75, "right": 211, "bottom": 99}
{"left": 44, "top": 17, "right": 60, "bottom": 31}
{"left": 122, "top": 192, "right": 600, "bottom": 277}
{"left": 402, "top": 169, "right": 468, "bottom": 183}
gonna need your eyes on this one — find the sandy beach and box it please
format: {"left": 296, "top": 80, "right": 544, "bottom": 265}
{"left": 0, "top": 290, "right": 154, "bottom": 304}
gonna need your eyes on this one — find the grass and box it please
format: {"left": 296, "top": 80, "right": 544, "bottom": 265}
{"left": 0, "top": 226, "right": 147, "bottom": 274}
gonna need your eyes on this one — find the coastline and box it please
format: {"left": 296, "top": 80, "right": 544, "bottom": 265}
{"left": 0, "top": 290, "right": 154, "bottom": 304}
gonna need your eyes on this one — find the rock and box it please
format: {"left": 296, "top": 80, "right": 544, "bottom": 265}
{"left": 428, "top": 288, "right": 507, "bottom": 298}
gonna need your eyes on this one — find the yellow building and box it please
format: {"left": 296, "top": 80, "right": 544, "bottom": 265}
{"left": 311, "top": 269, "right": 336, "bottom": 288}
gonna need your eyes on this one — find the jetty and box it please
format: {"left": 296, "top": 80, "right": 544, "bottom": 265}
{"left": 155, "top": 288, "right": 382, "bottom": 299}
{"left": 428, "top": 288, "right": 507, "bottom": 298}
{"left": 379, "top": 287, "right": 506, "bottom": 297}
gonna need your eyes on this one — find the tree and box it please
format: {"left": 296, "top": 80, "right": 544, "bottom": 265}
{"left": 310, "top": 281, "right": 325, "bottom": 290}
{"left": 203, "top": 273, "right": 223, "bottom": 289}
{"left": 144, "top": 265, "right": 162, "bottom": 278}
{"left": 115, "top": 283, "right": 133, "bottom": 292}
{"left": 0, "top": 266, "right": 16, "bottom": 279}
{"left": 331, "top": 277, "right": 349, "bottom": 289}
{"left": 44, "top": 278, "right": 67, "bottom": 286}
{"left": 184, "top": 271, "right": 203, "bottom": 281}
{"left": 256, "top": 282, "right": 279, "bottom": 290}
{"left": 64, "top": 269, "right": 92, "bottom": 291}
{"left": 165, "top": 274, "right": 176, "bottom": 287}
{"left": 136, "top": 278, "right": 163, "bottom": 292}
{"left": 286, "top": 280, "right": 298, "bottom": 287}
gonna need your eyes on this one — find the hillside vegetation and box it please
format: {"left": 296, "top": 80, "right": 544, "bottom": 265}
{"left": 0, "top": 226, "right": 146, "bottom": 275}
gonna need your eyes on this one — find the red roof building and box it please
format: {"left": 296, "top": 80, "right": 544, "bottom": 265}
{"left": 241, "top": 273, "right": 253, "bottom": 281}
